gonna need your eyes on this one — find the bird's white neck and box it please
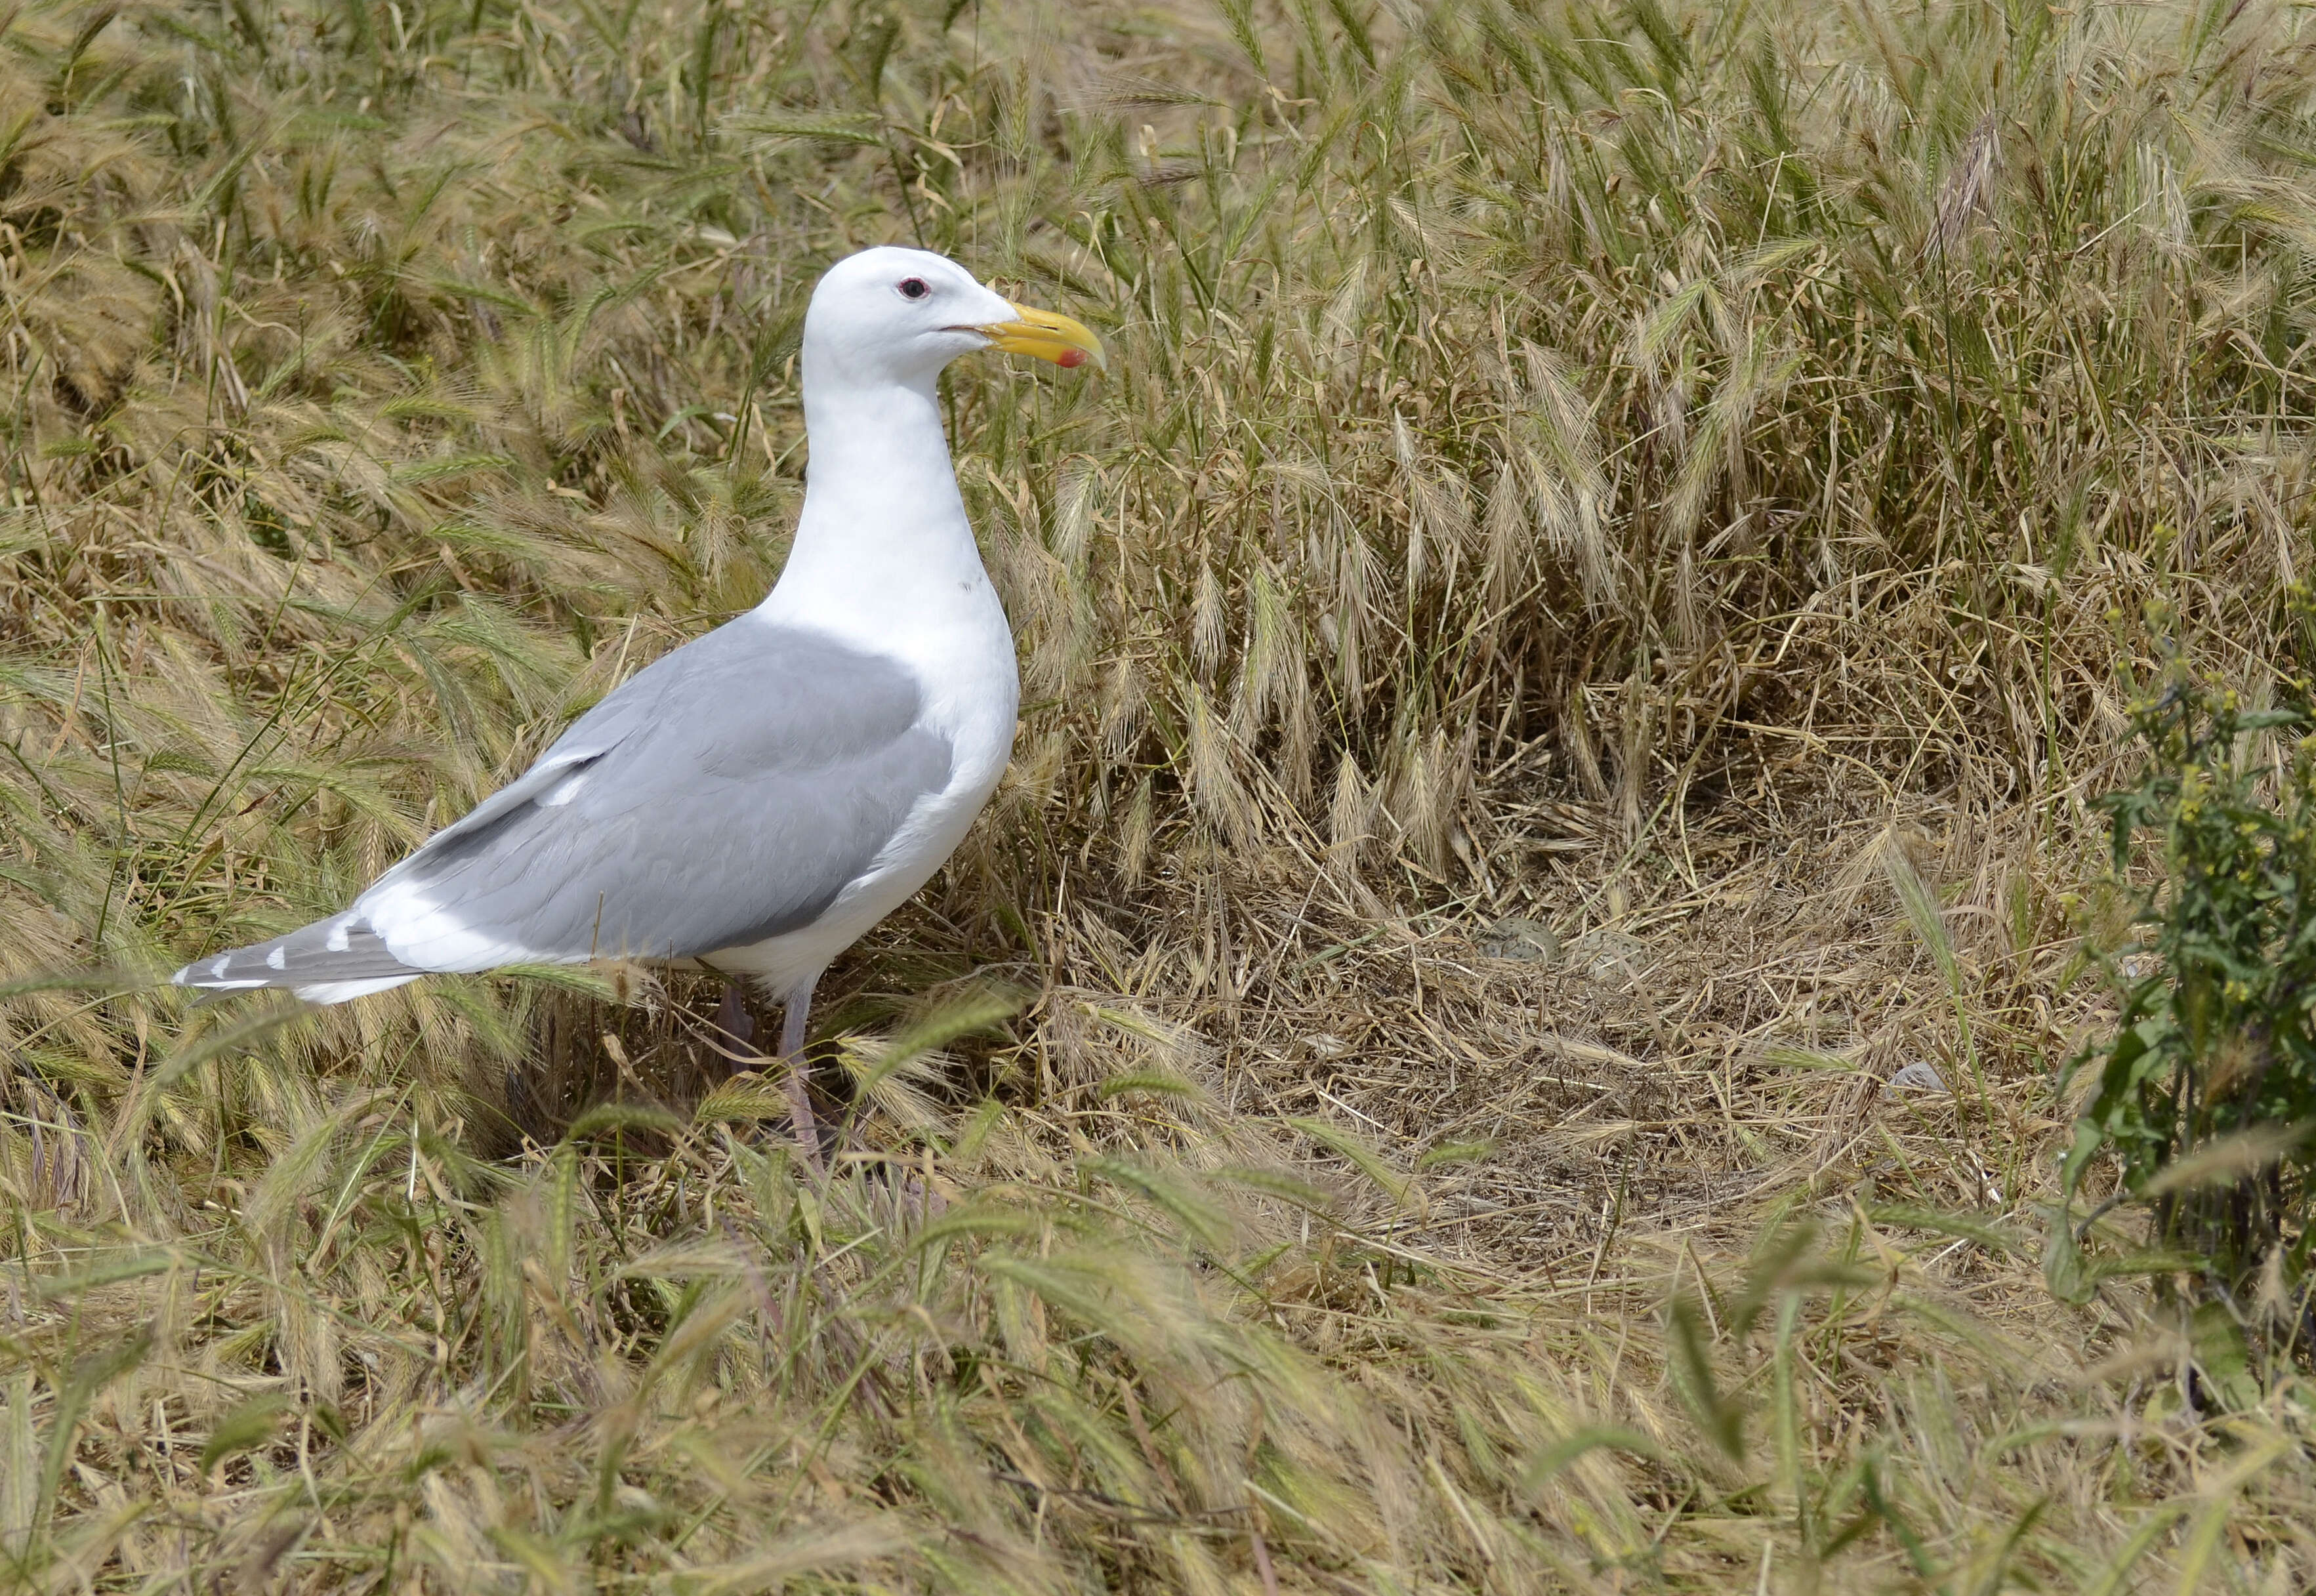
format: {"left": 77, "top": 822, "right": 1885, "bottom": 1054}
{"left": 755, "top": 376, "right": 1002, "bottom": 659}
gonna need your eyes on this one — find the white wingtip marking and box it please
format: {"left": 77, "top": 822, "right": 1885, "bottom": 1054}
{"left": 325, "top": 920, "right": 352, "bottom": 952}
{"left": 210, "top": 956, "right": 232, "bottom": 978}
{"left": 363, "top": 881, "right": 536, "bottom": 972}
{"left": 266, "top": 947, "right": 287, "bottom": 970}
{"left": 295, "top": 974, "right": 424, "bottom": 1004}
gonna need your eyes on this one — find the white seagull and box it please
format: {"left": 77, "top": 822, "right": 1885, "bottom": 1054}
{"left": 175, "top": 246, "right": 1104, "bottom": 1141}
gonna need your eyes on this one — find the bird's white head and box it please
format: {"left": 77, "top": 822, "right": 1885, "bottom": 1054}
{"left": 800, "top": 245, "right": 1106, "bottom": 394}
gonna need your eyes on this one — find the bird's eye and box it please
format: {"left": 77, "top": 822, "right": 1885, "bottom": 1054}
{"left": 898, "top": 277, "right": 930, "bottom": 300}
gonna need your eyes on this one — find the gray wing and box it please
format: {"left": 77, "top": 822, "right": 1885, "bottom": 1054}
{"left": 357, "top": 618, "right": 953, "bottom": 966}
{"left": 175, "top": 619, "right": 952, "bottom": 996}
{"left": 175, "top": 915, "right": 424, "bottom": 994}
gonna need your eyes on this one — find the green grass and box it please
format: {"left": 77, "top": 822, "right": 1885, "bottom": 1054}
{"left": 6, "top": 0, "right": 2316, "bottom": 1587}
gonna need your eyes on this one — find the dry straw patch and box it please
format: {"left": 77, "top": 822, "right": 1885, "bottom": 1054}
{"left": 5, "top": 0, "right": 2316, "bottom": 1587}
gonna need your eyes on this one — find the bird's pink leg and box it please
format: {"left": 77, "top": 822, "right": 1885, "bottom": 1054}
{"left": 778, "top": 977, "right": 823, "bottom": 1167}
{"left": 711, "top": 984, "right": 755, "bottom": 1073}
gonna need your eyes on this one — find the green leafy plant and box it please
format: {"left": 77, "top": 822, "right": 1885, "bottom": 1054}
{"left": 2059, "top": 667, "right": 2316, "bottom": 1324}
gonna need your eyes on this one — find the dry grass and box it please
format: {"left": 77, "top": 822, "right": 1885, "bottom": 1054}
{"left": 6, "top": 0, "right": 2316, "bottom": 1587}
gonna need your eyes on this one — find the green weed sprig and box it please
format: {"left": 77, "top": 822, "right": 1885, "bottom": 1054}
{"left": 2060, "top": 665, "right": 2316, "bottom": 1335}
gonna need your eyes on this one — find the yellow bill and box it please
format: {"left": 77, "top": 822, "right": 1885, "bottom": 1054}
{"left": 974, "top": 301, "right": 1107, "bottom": 372}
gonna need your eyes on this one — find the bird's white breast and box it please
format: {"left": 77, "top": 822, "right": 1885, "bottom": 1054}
{"left": 711, "top": 567, "right": 1019, "bottom": 991}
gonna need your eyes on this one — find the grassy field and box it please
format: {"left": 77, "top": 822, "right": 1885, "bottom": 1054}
{"left": 5, "top": 0, "right": 2316, "bottom": 1587}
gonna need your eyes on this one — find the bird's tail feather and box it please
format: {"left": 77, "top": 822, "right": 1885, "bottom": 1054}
{"left": 173, "top": 914, "right": 424, "bottom": 1005}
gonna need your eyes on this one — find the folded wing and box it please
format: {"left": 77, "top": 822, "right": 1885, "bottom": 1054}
{"left": 174, "top": 621, "right": 953, "bottom": 1002}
